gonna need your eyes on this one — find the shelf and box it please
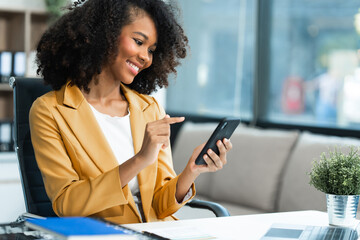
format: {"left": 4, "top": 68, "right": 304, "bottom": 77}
{"left": 0, "top": 83, "right": 12, "bottom": 92}
{"left": 0, "top": 83, "right": 13, "bottom": 119}
{"left": 0, "top": 11, "right": 25, "bottom": 51}
{"left": 0, "top": 2, "right": 50, "bottom": 121}
{"left": 31, "top": 14, "right": 48, "bottom": 50}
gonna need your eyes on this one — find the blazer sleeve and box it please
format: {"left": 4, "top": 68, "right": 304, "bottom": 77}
{"left": 29, "top": 97, "right": 129, "bottom": 217}
{"left": 150, "top": 98, "right": 196, "bottom": 218}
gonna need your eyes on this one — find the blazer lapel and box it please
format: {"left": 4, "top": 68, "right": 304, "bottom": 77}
{"left": 56, "top": 83, "right": 118, "bottom": 173}
{"left": 121, "top": 84, "right": 157, "bottom": 221}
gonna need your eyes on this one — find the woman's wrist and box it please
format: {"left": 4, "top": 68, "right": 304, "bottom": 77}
{"left": 133, "top": 152, "right": 150, "bottom": 169}
{"left": 184, "top": 164, "right": 200, "bottom": 181}
{"left": 179, "top": 166, "right": 198, "bottom": 189}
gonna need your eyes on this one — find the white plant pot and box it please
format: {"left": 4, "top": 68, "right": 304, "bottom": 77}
{"left": 326, "top": 194, "right": 360, "bottom": 227}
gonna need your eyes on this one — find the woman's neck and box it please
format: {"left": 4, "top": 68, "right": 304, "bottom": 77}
{"left": 82, "top": 67, "right": 125, "bottom": 102}
{"left": 85, "top": 80, "right": 121, "bottom": 101}
{"left": 81, "top": 73, "right": 129, "bottom": 117}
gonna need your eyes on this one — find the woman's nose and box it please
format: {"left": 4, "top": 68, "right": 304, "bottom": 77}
{"left": 138, "top": 49, "right": 150, "bottom": 64}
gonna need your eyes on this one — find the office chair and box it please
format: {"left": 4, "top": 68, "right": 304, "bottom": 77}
{"left": 10, "top": 76, "right": 56, "bottom": 217}
{"left": 10, "top": 77, "right": 230, "bottom": 218}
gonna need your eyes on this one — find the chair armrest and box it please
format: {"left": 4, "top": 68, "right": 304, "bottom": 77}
{"left": 185, "top": 199, "right": 230, "bottom": 217}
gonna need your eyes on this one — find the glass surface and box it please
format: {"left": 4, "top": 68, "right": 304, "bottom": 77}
{"left": 166, "top": 0, "right": 255, "bottom": 120}
{"left": 265, "top": 228, "right": 302, "bottom": 238}
{"left": 266, "top": 0, "right": 360, "bottom": 128}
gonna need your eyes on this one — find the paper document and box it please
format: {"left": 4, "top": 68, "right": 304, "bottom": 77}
{"left": 148, "top": 226, "right": 216, "bottom": 240}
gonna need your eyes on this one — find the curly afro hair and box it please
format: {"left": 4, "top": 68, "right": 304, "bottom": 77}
{"left": 36, "top": 0, "right": 188, "bottom": 94}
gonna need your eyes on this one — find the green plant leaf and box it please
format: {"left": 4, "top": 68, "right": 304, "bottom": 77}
{"left": 45, "top": 0, "right": 68, "bottom": 23}
{"left": 308, "top": 146, "right": 360, "bottom": 195}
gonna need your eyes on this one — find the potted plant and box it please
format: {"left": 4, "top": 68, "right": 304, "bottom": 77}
{"left": 45, "top": 0, "right": 69, "bottom": 23}
{"left": 309, "top": 146, "right": 360, "bottom": 227}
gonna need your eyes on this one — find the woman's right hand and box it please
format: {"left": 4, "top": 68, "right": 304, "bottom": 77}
{"left": 137, "top": 115, "right": 184, "bottom": 167}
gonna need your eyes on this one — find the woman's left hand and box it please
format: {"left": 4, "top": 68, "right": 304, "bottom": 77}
{"left": 186, "top": 138, "right": 233, "bottom": 176}
{"left": 176, "top": 138, "right": 232, "bottom": 202}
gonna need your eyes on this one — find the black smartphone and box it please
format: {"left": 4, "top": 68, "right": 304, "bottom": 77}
{"left": 195, "top": 117, "right": 241, "bottom": 165}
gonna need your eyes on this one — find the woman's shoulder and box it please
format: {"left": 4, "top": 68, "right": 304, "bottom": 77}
{"left": 29, "top": 88, "right": 63, "bottom": 119}
{"left": 31, "top": 82, "right": 72, "bottom": 109}
{"left": 32, "top": 90, "right": 57, "bottom": 107}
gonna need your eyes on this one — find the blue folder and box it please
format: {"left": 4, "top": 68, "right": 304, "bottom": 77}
{"left": 25, "top": 217, "right": 137, "bottom": 239}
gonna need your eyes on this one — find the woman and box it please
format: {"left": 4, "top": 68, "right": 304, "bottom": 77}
{"left": 30, "top": 0, "right": 232, "bottom": 224}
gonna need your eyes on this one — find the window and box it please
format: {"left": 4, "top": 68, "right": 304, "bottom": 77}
{"left": 263, "top": 0, "right": 360, "bottom": 129}
{"left": 166, "top": 0, "right": 360, "bottom": 133}
{"left": 166, "top": 0, "right": 255, "bottom": 120}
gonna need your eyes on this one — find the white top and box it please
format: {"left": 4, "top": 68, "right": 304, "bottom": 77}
{"left": 89, "top": 104, "right": 192, "bottom": 221}
{"left": 89, "top": 105, "right": 139, "bottom": 195}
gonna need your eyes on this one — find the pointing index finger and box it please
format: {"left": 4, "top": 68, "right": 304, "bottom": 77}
{"left": 163, "top": 116, "right": 185, "bottom": 124}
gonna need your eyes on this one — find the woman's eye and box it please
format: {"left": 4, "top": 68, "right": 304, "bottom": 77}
{"left": 134, "top": 39, "right": 143, "bottom": 45}
{"left": 148, "top": 49, "right": 155, "bottom": 54}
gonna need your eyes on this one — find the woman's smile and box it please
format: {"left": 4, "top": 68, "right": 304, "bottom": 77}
{"left": 126, "top": 60, "right": 140, "bottom": 75}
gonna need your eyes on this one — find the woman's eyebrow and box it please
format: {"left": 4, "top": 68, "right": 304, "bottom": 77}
{"left": 133, "top": 31, "right": 157, "bottom": 46}
{"left": 133, "top": 31, "right": 148, "bottom": 40}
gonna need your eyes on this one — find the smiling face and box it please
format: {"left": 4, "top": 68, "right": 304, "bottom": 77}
{"left": 107, "top": 11, "right": 158, "bottom": 85}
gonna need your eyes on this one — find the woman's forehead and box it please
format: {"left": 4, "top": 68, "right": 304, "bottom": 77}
{"left": 121, "top": 11, "right": 158, "bottom": 42}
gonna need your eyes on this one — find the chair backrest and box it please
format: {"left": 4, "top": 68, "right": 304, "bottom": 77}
{"left": 10, "top": 77, "right": 56, "bottom": 217}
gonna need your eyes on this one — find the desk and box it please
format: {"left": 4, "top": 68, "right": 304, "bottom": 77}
{"left": 125, "top": 210, "right": 330, "bottom": 240}
{"left": 0, "top": 151, "right": 26, "bottom": 223}
{"left": 0, "top": 152, "right": 16, "bottom": 163}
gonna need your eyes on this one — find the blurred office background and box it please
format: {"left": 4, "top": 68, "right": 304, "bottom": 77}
{"left": 0, "top": 0, "right": 360, "bottom": 223}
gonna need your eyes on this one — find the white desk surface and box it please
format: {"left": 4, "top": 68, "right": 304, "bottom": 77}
{"left": 124, "top": 210, "right": 330, "bottom": 240}
{"left": 0, "top": 152, "right": 16, "bottom": 163}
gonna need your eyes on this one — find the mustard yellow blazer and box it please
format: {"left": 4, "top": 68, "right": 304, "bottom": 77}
{"left": 29, "top": 82, "right": 195, "bottom": 224}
